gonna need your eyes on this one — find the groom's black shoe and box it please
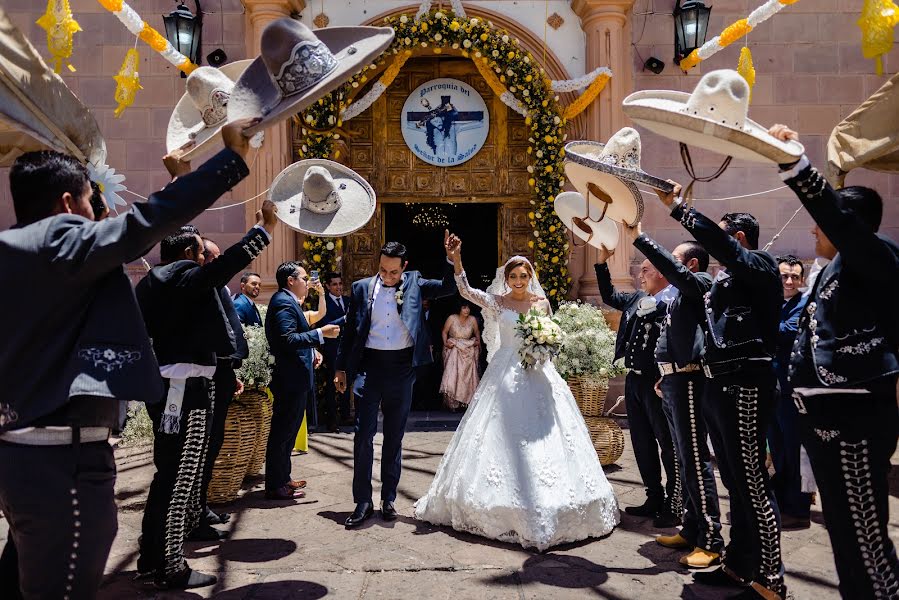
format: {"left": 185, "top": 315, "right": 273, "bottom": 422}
{"left": 345, "top": 502, "right": 374, "bottom": 528}
{"left": 381, "top": 501, "right": 398, "bottom": 521}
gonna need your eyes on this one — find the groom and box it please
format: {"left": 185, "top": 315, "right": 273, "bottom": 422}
{"left": 335, "top": 232, "right": 461, "bottom": 528}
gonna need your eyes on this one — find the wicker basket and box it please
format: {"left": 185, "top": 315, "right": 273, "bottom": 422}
{"left": 583, "top": 416, "right": 625, "bottom": 466}
{"left": 240, "top": 387, "right": 274, "bottom": 478}
{"left": 207, "top": 400, "right": 256, "bottom": 505}
{"left": 567, "top": 376, "right": 609, "bottom": 417}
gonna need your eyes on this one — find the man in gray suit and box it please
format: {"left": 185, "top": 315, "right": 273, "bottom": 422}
{"left": 0, "top": 117, "right": 258, "bottom": 600}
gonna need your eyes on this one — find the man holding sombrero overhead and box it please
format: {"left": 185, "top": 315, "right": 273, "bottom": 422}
{"left": 624, "top": 70, "right": 798, "bottom": 600}
{"left": 768, "top": 124, "right": 899, "bottom": 599}
{"left": 561, "top": 128, "right": 682, "bottom": 528}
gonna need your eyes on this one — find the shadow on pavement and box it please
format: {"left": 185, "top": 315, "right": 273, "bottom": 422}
{"left": 185, "top": 538, "right": 297, "bottom": 563}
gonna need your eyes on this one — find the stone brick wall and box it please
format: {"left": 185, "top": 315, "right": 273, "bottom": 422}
{"left": 0, "top": 0, "right": 250, "bottom": 264}
{"left": 631, "top": 0, "right": 898, "bottom": 266}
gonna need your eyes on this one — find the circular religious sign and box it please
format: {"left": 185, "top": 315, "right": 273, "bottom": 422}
{"left": 401, "top": 78, "right": 490, "bottom": 167}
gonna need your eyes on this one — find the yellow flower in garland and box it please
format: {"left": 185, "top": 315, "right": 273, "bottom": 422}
{"left": 36, "top": 0, "right": 81, "bottom": 73}
{"left": 113, "top": 48, "right": 142, "bottom": 118}
{"left": 719, "top": 19, "right": 752, "bottom": 47}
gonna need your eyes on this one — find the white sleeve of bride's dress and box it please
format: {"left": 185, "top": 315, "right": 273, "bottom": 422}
{"left": 454, "top": 271, "right": 497, "bottom": 311}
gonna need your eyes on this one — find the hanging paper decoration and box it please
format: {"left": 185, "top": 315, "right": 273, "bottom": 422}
{"left": 679, "top": 0, "right": 801, "bottom": 71}
{"left": 113, "top": 48, "right": 142, "bottom": 117}
{"left": 87, "top": 161, "right": 129, "bottom": 214}
{"left": 738, "top": 46, "right": 756, "bottom": 102}
{"left": 95, "top": 0, "right": 198, "bottom": 75}
{"left": 36, "top": 0, "right": 81, "bottom": 73}
{"left": 858, "top": 0, "right": 899, "bottom": 75}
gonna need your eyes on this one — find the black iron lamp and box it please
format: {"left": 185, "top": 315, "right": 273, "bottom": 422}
{"left": 163, "top": 1, "right": 202, "bottom": 77}
{"left": 673, "top": 0, "right": 711, "bottom": 66}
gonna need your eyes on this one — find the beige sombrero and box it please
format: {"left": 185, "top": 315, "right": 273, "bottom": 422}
{"left": 167, "top": 60, "right": 252, "bottom": 160}
{"left": 622, "top": 69, "right": 804, "bottom": 164}
{"left": 564, "top": 128, "right": 673, "bottom": 227}
{"left": 228, "top": 18, "right": 394, "bottom": 136}
{"left": 269, "top": 159, "right": 376, "bottom": 237}
{"left": 554, "top": 191, "right": 620, "bottom": 250}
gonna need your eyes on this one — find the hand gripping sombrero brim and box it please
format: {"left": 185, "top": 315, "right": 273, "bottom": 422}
{"left": 268, "top": 158, "right": 376, "bottom": 237}
{"left": 167, "top": 60, "right": 253, "bottom": 161}
{"left": 228, "top": 26, "right": 394, "bottom": 136}
{"left": 554, "top": 191, "right": 620, "bottom": 250}
{"left": 622, "top": 89, "right": 805, "bottom": 164}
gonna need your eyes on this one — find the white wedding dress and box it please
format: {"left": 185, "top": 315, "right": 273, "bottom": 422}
{"left": 414, "top": 266, "right": 619, "bottom": 551}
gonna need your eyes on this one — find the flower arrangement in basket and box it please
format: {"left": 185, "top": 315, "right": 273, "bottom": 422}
{"left": 515, "top": 308, "right": 563, "bottom": 369}
{"left": 235, "top": 324, "right": 273, "bottom": 389}
{"left": 552, "top": 301, "right": 622, "bottom": 383}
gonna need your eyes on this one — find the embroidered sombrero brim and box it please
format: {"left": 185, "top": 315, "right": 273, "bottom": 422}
{"left": 622, "top": 89, "right": 805, "bottom": 164}
{"left": 564, "top": 140, "right": 674, "bottom": 191}
{"left": 554, "top": 191, "right": 620, "bottom": 250}
{"left": 167, "top": 60, "right": 252, "bottom": 161}
{"left": 228, "top": 27, "right": 394, "bottom": 136}
{"left": 268, "top": 158, "right": 376, "bottom": 237}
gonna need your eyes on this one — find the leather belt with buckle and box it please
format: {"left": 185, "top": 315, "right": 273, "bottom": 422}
{"left": 0, "top": 426, "right": 110, "bottom": 446}
{"left": 658, "top": 362, "right": 701, "bottom": 376}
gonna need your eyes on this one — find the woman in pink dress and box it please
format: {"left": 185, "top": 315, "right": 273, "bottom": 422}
{"left": 440, "top": 302, "right": 481, "bottom": 411}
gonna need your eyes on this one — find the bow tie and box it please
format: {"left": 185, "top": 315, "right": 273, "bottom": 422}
{"left": 381, "top": 283, "right": 398, "bottom": 289}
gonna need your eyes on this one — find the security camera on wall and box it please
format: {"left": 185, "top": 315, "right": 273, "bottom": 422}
{"left": 643, "top": 56, "right": 665, "bottom": 74}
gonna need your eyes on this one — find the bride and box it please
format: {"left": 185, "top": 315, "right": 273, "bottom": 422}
{"left": 414, "top": 250, "right": 619, "bottom": 551}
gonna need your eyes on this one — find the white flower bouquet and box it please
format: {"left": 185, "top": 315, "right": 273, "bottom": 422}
{"left": 235, "top": 324, "right": 274, "bottom": 388}
{"left": 552, "top": 301, "right": 623, "bottom": 382}
{"left": 515, "top": 308, "right": 563, "bottom": 369}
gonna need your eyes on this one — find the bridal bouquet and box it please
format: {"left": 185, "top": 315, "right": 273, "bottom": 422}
{"left": 515, "top": 308, "right": 563, "bottom": 369}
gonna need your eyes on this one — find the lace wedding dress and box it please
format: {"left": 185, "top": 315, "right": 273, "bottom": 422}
{"left": 414, "top": 263, "right": 620, "bottom": 551}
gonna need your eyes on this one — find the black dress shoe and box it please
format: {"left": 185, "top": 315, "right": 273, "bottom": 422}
{"left": 155, "top": 567, "right": 217, "bottom": 590}
{"left": 653, "top": 512, "right": 682, "bottom": 528}
{"left": 624, "top": 501, "right": 662, "bottom": 518}
{"left": 693, "top": 566, "right": 749, "bottom": 588}
{"left": 381, "top": 501, "right": 398, "bottom": 521}
{"left": 345, "top": 502, "right": 374, "bottom": 528}
{"left": 203, "top": 506, "right": 230, "bottom": 525}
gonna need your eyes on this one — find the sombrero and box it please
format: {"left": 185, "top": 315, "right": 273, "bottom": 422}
{"left": 166, "top": 60, "right": 252, "bottom": 160}
{"left": 554, "top": 191, "right": 620, "bottom": 250}
{"left": 228, "top": 18, "right": 394, "bottom": 136}
{"left": 622, "top": 69, "right": 804, "bottom": 164}
{"left": 564, "top": 127, "right": 672, "bottom": 227}
{"left": 268, "top": 158, "right": 376, "bottom": 237}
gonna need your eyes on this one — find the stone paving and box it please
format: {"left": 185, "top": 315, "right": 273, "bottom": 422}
{"left": 3, "top": 411, "right": 896, "bottom": 599}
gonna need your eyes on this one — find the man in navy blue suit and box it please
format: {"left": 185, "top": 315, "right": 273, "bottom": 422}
{"left": 318, "top": 272, "right": 351, "bottom": 432}
{"left": 233, "top": 271, "right": 263, "bottom": 327}
{"left": 336, "top": 232, "right": 461, "bottom": 528}
{"left": 265, "top": 262, "right": 340, "bottom": 500}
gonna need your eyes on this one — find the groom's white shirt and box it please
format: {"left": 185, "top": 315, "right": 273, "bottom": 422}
{"left": 366, "top": 277, "right": 413, "bottom": 351}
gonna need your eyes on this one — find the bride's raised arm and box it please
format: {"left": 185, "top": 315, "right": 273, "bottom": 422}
{"left": 451, "top": 247, "right": 497, "bottom": 311}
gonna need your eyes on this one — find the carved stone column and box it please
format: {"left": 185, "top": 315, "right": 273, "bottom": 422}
{"left": 239, "top": 0, "right": 305, "bottom": 299}
{"left": 571, "top": 0, "right": 637, "bottom": 301}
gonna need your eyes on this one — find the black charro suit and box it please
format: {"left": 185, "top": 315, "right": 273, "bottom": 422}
{"left": 595, "top": 263, "right": 679, "bottom": 519}
{"left": 669, "top": 200, "right": 784, "bottom": 594}
{"left": 0, "top": 148, "right": 249, "bottom": 598}
{"left": 782, "top": 157, "right": 899, "bottom": 598}
{"left": 634, "top": 234, "right": 723, "bottom": 554}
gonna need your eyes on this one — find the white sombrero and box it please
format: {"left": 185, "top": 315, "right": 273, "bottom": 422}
{"left": 228, "top": 18, "right": 394, "bottom": 136}
{"left": 622, "top": 69, "right": 804, "bottom": 164}
{"left": 167, "top": 60, "right": 252, "bottom": 160}
{"left": 554, "top": 191, "right": 620, "bottom": 250}
{"left": 268, "top": 159, "right": 376, "bottom": 237}
{"left": 564, "top": 128, "right": 672, "bottom": 227}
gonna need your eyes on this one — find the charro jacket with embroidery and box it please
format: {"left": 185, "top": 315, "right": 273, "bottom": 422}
{"left": 782, "top": 159, "right": 899, "bottom": 388}
{"left": 669, "top": 203, "right": 782, "bottom": 367}
{"left": 634, "top": 234, "right": 712, "bottom": 368}
{"left": 0, "top": 148, "right": 249, "bottom": 432}
{"left": 136, "top": 225, "right": 269, "bottom": 369}
{"left": 595, "top": 263, "right": 666, "bottom": 374}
